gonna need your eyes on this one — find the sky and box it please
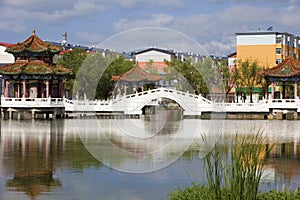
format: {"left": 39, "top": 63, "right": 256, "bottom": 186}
{"left": 0, "top": 0, "right": 300, "bottom": 56}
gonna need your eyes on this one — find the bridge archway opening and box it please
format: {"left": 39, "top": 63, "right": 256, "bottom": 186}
{"left": 142, "top": 97, "right": 184, "bottom": 115}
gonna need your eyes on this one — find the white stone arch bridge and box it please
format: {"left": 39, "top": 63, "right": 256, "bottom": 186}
{"left": 110, "top": 88, "right": 214, "bottom": 115}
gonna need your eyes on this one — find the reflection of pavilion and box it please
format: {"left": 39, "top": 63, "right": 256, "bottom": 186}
{"left": 2, "top": 120, "right": 63, "bottom": 199}
{"left": 266, "top": 140, "right": 300, "bottom": 186}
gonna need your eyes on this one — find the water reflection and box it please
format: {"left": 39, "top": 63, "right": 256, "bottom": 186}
{"left": 266, "top": 142, "right": 300, "bottom": 189}
{"left": 2, "top": 120, "right": 60, "bottom": 199}
{"left": 73, "top": 109, "right": 221, "bottom": 173}
{"left": 0, "top": 116, "right": 300, "bottom": 199}
{"left": 0, "top": 119, "right": 102, "bottom": 199}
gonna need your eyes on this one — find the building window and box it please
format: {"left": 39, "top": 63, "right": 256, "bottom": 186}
{"left": 276, "top": 48, "right": 282, "bottom": 54}
{"left": 276, "top": 36, "right": 282, "bottom": 44}
{"left": 276, "top": 59, "right": 282, "bottom": 65}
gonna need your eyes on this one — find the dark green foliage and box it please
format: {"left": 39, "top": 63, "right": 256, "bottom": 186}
{"left": 258, "top": 190, "right": 300, "bottom": 200}
{"left": 57, "top": 48, "right": 87, "bottom": 95}
{"left": 169, "top": 183, "right": 218, "bottom": 200}
{"left": 216, "top": 59, "right": 240, "bottom": 98}
{"left": 169, "top": 185, "right": 300, "bottom": 200}
{"left": 57, "top": 50, "right": 134, "bottom": 99}
{"left": 96, "top": 56, "right": 134, "bottom": 100}
{"left": 167, "top": 58, "right": 210, "bottom": 96}
{"left": 237, "top": 59, "right": 263, "bottom": 103}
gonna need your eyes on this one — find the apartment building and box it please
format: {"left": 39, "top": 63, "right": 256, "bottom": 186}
{"left": 236, "top": 31, "right": 300, "bottom": 68}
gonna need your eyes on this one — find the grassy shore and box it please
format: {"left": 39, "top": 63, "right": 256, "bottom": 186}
{"left": 169, "top": 131, "right": 300, "bottom": 200}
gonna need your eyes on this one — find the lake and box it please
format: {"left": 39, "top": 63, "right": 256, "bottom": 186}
{"left": 0, "top": 110, "right": 300, "bottom": 200}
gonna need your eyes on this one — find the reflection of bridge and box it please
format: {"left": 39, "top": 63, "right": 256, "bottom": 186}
{"left": 1, "top": 88, "right": 300, "bottom": 118}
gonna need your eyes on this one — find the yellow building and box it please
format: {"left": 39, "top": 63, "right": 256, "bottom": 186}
{"left": 236, "top": 31, "right": 300, "bottom": 68}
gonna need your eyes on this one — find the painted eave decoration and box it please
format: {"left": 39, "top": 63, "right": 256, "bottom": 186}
{"left": 258, "top": 57, "right": 300, "bottom": 78}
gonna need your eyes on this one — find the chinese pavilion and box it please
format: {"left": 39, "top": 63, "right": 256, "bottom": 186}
{"left": 113, "top": 65, "right": 161, "bottom": 96}
{"left": 0, "top": 30, "right": 71, "bottom": 98}
{"left": 258, "top": 57, "right": 300, "bottom": 99}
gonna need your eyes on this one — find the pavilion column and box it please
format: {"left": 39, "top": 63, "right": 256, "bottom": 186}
{"left": 282, "top": 82, "right": 286, "bottom": 99}
{"left": 265, "top": 79, "right": 269, "bottom": 100}
{"left": 124, "top": 85, "right": 127, "bottom": 96}
{"left": 22, "top": 80, "right": 26, "bottom": 98}
{"left": 40, "top": 81, "right": 44, "bottom": 98}
{"left": 46, "top": 80, "right": 49, "bottom": 98}
{"left": 142, "top": 85, "right": 144, "bottom": 92}
{"left": 14, "top": 83, "right": 18, "bottom": 98}
{"left": 58, "top": 80, "right": 63, "bottom": 98}
{"left": 271, "top": 82, "right": 275, "bottom": 99}
{"left": 49, "top": 80, "right": 53, "bottom": 97}
{"left": 294, "top": 82, "right": 298, "bottom": 99}
{"left": 5, "top": 80, "right": 9, "bottom": 98}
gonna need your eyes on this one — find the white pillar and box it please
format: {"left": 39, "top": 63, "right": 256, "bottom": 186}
{"left": 23, "top": 80, "right": 26, "bottom": 97}
{"left": 46, "top": 80, "right": 49, "bottom": 97}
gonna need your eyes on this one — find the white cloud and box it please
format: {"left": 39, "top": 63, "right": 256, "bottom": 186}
{"left": 97, "top": 27, "right": 208, "bottom": 55}
{"left": 0, "top": 20, "right": 26, "bottom": 33}
{"left": 111, "top": 4, "right": 300, "bottom": 55}
{"left": 114, "top": 0, "right": 186, "bottom": 9}
{"left": 0, "top": 0, "right": 107, "bottom": 24}
{"left": 113, "top": 13, "right": 174, "bottom": 31}
{"left": 75, "top": 31, "right": 104, "bottom": 45}
{"left": 203, "top": 38, "right": 236, "bottom": 56}
{"left": 1, "top": 0, "right": 300, "bottom": 56}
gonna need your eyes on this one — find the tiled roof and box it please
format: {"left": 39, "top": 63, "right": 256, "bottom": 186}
{"left": 119, "top": 65, "right": 161, "bottom": 83}
{"left": 0, "top": 61, "right": 72, "bottom": 75}
{"left": 6, "top": 30, "right": 61, "bottom": 54}
{"left": 0, "top": 42, "right": 12, "bottom": 47}
{"left": 258, "top": 57, "right": 300, "bottom": 77}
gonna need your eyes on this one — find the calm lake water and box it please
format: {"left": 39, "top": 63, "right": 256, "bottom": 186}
{"left": 0, "top": 110, "right": 300, "bottom": 200}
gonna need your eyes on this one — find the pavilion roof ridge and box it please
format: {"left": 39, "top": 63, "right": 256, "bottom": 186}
{"left": 6, "top": 30, "right": 61, "bottom": 54}
{"left": 119, "top": 65, "right": 161, "bottom": 83}
{"left": 258, "top": 57, "right": 300, "bottom": 77}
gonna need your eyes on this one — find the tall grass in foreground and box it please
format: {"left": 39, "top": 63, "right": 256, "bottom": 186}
{"left": 204, "top": 131, "right": 272, "bottom": 200}
{"left": 169, "top": 130, "right": 274, "bottom": 200}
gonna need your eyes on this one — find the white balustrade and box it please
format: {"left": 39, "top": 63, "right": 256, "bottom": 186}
{"left": 2, "top": 89, "right": 300, "bottom": 115}
{"left": 1, "top": 96, "right": 64, "bottom": 107}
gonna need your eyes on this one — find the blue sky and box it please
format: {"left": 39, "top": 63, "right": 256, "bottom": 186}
{"left": 0, "top": 0, "right": 299, "bottom": 56}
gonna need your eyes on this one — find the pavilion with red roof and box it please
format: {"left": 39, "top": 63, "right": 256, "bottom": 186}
{"left": 113, "top": 65, "right": 162, "bottom": 96}
{"left": 258, "top": 57, "right": 300, "bottom": 99}
{"left": 0, "top": 30, "right": 72, "bottom": 99}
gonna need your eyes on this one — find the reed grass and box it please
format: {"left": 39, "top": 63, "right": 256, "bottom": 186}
{"left": 169, "top": 129, "right": 275, "bottom": 200}
{"left": 204, "top": 130, "right": 272, "bottom": 200}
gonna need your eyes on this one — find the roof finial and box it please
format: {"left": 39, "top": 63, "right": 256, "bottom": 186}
{"left": 32, "top": 29, "right": 36, "bottom": 35}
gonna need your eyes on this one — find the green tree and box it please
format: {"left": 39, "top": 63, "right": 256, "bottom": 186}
{"left": 56, "top": 48, "right": 87, "bottom": 97}
{"left": 167, "top": 58, "right": 209, "bottom": 96}
{"left": 195, "top": 57, "right": 222, "bottom": 99}
{"left": 216, "top": 59, "right": 240, "bottom": 101}
{"left": 238, "top": 59, "right": 263, "bottom": 103}
{"left": 96, "top": 56, "right": 134, "bottom": 100}
{"left": 74, "top": 52, "right": 120, "bottom": 99}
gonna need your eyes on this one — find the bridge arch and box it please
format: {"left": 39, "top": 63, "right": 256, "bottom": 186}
{"left": 120, "top": 88, "right": 213, "bottom": 115}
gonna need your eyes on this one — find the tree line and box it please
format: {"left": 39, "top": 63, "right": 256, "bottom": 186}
{"left": 57, "top": 48, "right": 263, "bottom": 102}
